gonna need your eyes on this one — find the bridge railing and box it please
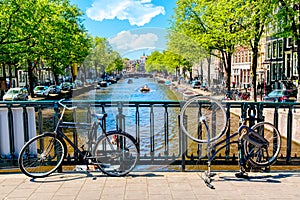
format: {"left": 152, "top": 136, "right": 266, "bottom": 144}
{"left": 1, "top": 100, "right": 300, "bottom": 170}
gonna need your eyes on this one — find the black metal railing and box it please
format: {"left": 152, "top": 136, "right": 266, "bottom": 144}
{"left": 1, "top": 100, "right": 300, "bottom": 170}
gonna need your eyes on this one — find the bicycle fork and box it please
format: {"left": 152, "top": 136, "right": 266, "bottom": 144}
{"left": 200, "top": 118, "right": 215, "bottom": 189}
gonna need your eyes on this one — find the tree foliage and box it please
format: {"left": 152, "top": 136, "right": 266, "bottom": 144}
{"left": 172, "top": 0, "right": 243, "bottom": 91}
{"left": 171, "top": 0, "right": 276, "bottom": 100}
{"left": 0, "top": 0, "right": 92, "bottom": 96}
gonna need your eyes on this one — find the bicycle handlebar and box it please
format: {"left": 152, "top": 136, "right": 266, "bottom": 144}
{"left": 58, "top": 99, "right": 77, "bottom": 110}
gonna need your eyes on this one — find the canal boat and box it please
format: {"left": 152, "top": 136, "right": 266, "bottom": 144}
{"left": 165, "top": 80, "right": 172, "bottom": 86}
{"left": 99, "top": 81, "right": 109, "bottom": 87}
{"left": 140, "top": 85, "right": 150, "bottom": 92}
{"left": 182, "top": 90, "right": 198, "bottom": 100}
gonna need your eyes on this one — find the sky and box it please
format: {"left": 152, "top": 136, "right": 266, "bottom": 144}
{"left": 70, "top": 0, "right": 177, "bottom": 59}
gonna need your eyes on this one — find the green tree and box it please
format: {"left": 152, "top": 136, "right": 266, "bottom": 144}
{"left": 237, "top": 0, "right": 276, "bottom": 101}
{"left": 172, "top": 0, "right": 243, "bottom": 92}
{"left": 145, "top": 51, "right": 165, "bottom": 73}
{"left": 0, "top": 0, "right": 90, "bottom": 96}
{"left": 167, "top": 30, "right": 210, "bottom": 83}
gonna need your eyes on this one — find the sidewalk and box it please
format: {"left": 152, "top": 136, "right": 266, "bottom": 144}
{"left": 1, "top": 170, "right": 300, "bottom": 199}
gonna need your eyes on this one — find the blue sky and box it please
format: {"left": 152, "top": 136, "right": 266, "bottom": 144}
{"left": 70, "top": 0, "right": 177, "bottom": 59}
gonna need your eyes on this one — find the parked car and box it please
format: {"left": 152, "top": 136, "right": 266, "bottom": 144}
{"left": 48, "top": 85, "right": 61, "bottom": 94}
{"left": 191, "top": 80, "right": 201, "bottom": 89}
{"left": 3, "top": 87, "right": 29, "bottom": 101}
{"left": 60, "top": 82, "right": 72, "bottom": 91}
{"left": 200, "top": 82, "right": 208, "bottom": 91}
{"left": 263, "top": 89, "right": 297, "bottom": 102}
{"left": 74, "top": 80, "right": 83, "bottom": 87}
{"left": 281, "top": 80, "right": 297, "bottom": 96}
{"left": 33, "top": 86, "right": 50, "bottom": 97}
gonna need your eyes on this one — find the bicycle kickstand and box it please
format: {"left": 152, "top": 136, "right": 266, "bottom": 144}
{"left": 201, "top": 161, "right": 216, "bottom": 189}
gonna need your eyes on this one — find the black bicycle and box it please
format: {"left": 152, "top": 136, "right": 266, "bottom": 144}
{"left": 180, "top": 96, "right": 281, "bottom": 188}
{"left": 18, "top": 99, "right": 139, "bottom": 178}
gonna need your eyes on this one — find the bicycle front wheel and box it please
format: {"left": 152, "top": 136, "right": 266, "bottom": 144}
{"left": 93, "top": 131, "right": 139, "bottom": 177}
{"left": 18, "top": 133, "right": 66, "bottom": 178}
{"left": 179, "top": 96, "right": 228, "bottom": 143}
{"left": 243, "top": 122, "right": 281, "bottom": 167}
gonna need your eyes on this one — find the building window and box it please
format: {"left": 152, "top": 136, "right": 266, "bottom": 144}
{"left": 249, "top": 52, "right": 252, "bottom": 62}
{"left": 287, "top": 37, "right": 293, "bottom": 48}
{"left": 241, "top": 51, "right": 244, "bottom": 62}
{"left": 293, "top": 52, "right": 298, "bottom": 76}
{"left": 278, "top": 63, "right": 283, "bottom": 80}
{"left": 272, "top": 42, "right": 277, "bottom": 58}
{"left": 267, "top": 43, "right": 271, "bottom": 59}
{"left": 272, "top": 63, "right": 277, "bottom": 81}
{"left": 278, "top": 39, "right": 283, "bottom": 58}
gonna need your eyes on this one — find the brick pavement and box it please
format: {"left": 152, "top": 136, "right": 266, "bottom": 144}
{"left": 1, "top": 170, "right": 300, "bottom": 200}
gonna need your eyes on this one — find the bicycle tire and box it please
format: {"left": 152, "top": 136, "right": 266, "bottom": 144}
{"left": 93, "top": 130, "right": 139, "bottom": 177}
{"left": 18, "top": 132, "right": 66, "bottom": 178}
{"left": 179, "top": 96, "right": 228, "bottom": 143}
{"left": 243, "top": 122, "right": 281, "bottom": 167}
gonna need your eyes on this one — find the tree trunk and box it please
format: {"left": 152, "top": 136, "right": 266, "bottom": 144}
{"left": 207, "top": 56, "right": 211, "bottom": 86}
{"left": 252, "top": 46, "right": 259, "bottom": 102}
{"left": 27, "top": 60, "right": 36, "bottom": 98}
{"left": 226, "top": 52, "right": 232, "bottom": 94}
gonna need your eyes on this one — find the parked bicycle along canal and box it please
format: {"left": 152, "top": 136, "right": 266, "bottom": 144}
{"left": 49, "top": 77, "right": 300, "bottom": 171}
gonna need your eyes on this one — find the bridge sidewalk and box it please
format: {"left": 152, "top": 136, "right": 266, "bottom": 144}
{"left": 1, "top": 170, "right": 300, "bottom": 199}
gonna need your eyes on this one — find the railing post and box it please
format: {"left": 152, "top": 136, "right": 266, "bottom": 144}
{"left": 179, "top": 113, "right": 186, "bottom": 172}
{"left": 225, "top": 102, "right": 231, "bottom": 160}
{"left": 273, "top": 106, "right": 279, "bottom": 129}
{"left": 150, "top": 105, "right": 154, "bottom": 163}
{"left": 37, "top": 105, "right": 43, "bottom": 135}
{"left": 135, "top": 104, "right": 140, "bottom": 143}
{"left": 257, "top": 103, "right": 265, "bottom": 122}
{"left": 164, "top": 104, "right": 169, "bottom": 161}
{"left": 22, "top": 106, "right": 29, "bottom": 143}
{"left": 7, "top": 104, "right": 15, "bottom": 162}
{"left": 116, "top": 102, "right": 125, "bottom": 131}
{"left": 286, "top": 106, "right": 293, "bottom": 163}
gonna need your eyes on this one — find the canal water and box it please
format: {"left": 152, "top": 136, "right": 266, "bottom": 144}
{"left": 73, "top": 77, "right": 184, "bottom": 170}
{"left": 75, "top": 77, "right": 182, "bottom": 101}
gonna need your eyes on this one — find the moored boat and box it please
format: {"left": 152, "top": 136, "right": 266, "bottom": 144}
{"left": 140, "top": 85, "right": 150, "bottom": 92}
{"left": 182, "top": 90, "right": 198, "bottom": 100}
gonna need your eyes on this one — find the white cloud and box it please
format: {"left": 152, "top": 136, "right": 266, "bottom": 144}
{"left": 86, "top": 0, "right": 165, "bottom": 26}
{"left": 108, "top": 30, "right": 159, "bottom": 55}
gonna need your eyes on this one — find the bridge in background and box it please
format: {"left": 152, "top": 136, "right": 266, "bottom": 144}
{"left": 122, "top": 73, "right": 153, "bottom": 78}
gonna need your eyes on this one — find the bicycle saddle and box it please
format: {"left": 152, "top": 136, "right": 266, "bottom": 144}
{"left": 92, "top": 113, "right": 108, "bottom": 120}
{"left": 238, "top": 125, "right": 269, "bottom": 147}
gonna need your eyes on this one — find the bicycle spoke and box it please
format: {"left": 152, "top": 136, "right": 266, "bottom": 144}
{"left": 93, "top": 132, "right": 138, "bottom": 176}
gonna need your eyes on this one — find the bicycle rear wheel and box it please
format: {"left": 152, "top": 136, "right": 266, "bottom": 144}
{"left": 180, "top": 96, "right": 228, "bottom": 143}
{"left": 243, "top": 122, "right": 281, "bottom": 167}
{"left": 93, "top": 131, "right": 139, "bottom": 177}
{"left": 18, "top": 133, "right": 66, "bottom": 178}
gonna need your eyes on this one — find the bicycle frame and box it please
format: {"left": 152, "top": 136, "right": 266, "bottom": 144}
{"left": 207, "top": 131, "right": 240, "bottom": 163}
{"left": 53, "top": 102, "right": 105, "bottom": 163}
